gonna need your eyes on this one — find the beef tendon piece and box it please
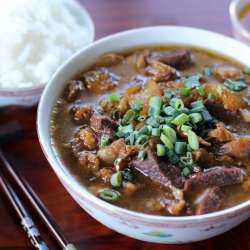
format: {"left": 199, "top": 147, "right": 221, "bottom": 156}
{"left": 213, "top": 64, "right": 244, "bottom": 82}
{"left": 218, "top": 138, "right": 250, "bottom": 164}
{"left": 146, "top": 48, "right": 191, "bottom": 69}
{"left": 196, "top": 187, "right": 224, "bottom": 215}
{"left": 208, "top": 122, "right": 235, "bottom": 142}
{"left": 132, "top": 150, "right": 185, "bottom": 189}
{"left": 185, "top": 168, "right": 244, "bottom": 191}
{"left": 90, "top": 113, "right": 119, "bottom": 141}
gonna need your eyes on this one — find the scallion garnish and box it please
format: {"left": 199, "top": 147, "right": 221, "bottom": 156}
{"left": 223, "top": 79, "right": 235, "bottom": 91}
{"left": 138, "top": 125, "right": 150, "bottom": 135}
{"left": 187, "top": 130, "right": 199, "bottom": 150}
{"left": 216, "top": 86, "right": 222, "bottom": 97}
{"left": 137, "top": 115, "right": 146, "bottom": 122}
{"left": 171, "top": 113, "right": 189, "bottom": 126}
{"left": 137, "top": 150, "right": 146, "bottom": 161}
{"left": 180, "top": 88, "right": 191, "bottom": 97}
{"left": 162, "top": 125, "right": 177, "bottom": 144}
{"left": 130, "top": 100, "right": 143, "bottom": 111}
{"left": 108, "top": 94, "right": 122, "bottom": 103}
{"left": 164, "top": 90, "right": 175, "bottom": 99}
{"left": 203, "top": 66, "right": 212, "bottom": 76}
{"left": 156, "top": 144, "right": 166, "bottom": 157}
{"left": 175, "top": 99, "right": 184, "bottom": 111}
{"left": 101, "top": 135, "right": 110, "bottom": 147}
{"left": 151, "top": 127, "right": 161, "bottom": 136}
{"left": 180, "top": 151, "right": 193, "bottom": 167}
{"left": 243, "top": 67, "right": 250, "bottom": 75}
{"left": 174, "top": 141, "right": 187, "bottom": 155}
{"left": 182, "top": 167, "right": 191, "bottom": 177}
{"left": 181, "top": 124, "right": 192, "bottom": 132}
{"left": 146, "top": 116, "right": 161, "bottom": 128}
{"left": 196, "top": 87, "right": 204, "bottom": 97}
{"left": 99, "top": 190, "right": 120, "bottom": 202}
{"left": 110, "top": 172, "right": 122, "bottom": 187}
{"left": 135, "top": 134, "right": 149, "bottom": 145}
{"left": 111, "top": 109, "right": 121, "bottom": 121}
{"left": 160, "top": 133, "right": 174, "bottom": 150}
{"left": 189, "top": 113, "right": 202, "bottom": 123}
{"left": 207, "top": 93, "right": 216, "bottom": 100}
{"left": 148, "top": 106, "right": 161, "bottom": 117}
{"left": 149, "top": 96, "right": 163, "bottom": 109}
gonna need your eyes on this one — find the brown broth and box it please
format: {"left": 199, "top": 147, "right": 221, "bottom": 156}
{"left": 50, "top": 45, "right": 250, "bottom": 216}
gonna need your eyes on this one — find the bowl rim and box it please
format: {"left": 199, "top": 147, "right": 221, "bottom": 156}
{"left": 0, "top": 0, "right": 95, "bottom": 91}
{"left": 229, "top": 0, "right": 250, "bottom": 42}
{"left": 37, "top": 25, "right": 250, "bottom": 223}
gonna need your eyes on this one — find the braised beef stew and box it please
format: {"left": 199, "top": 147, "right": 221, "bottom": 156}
{"left": 50, "top": 46, "right": 250, "bottom": 216}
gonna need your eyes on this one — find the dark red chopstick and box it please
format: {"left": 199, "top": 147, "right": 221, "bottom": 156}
{"left": 0, "top": 148, "right": 77, "bottom": 250}
{"left": 0, "top": 171, "right": 49, "bottom": 250}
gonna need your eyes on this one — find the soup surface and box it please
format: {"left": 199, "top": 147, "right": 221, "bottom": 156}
{"left": 51, "top": 46, "right": 250, "bottom": 216}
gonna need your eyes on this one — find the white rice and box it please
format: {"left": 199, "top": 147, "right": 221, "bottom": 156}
{"left": 0, "top": 0, "right": 90, "bottom": 88}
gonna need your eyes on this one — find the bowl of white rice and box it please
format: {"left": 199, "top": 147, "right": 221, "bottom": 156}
{"left": 0, "top": 0, "right": 94, "bottom": 107}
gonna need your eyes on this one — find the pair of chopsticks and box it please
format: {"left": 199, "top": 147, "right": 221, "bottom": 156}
{"left": 0, "top": 121, "right": 77, "bottom": 250}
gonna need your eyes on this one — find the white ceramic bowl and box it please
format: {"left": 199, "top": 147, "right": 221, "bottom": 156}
{"left": 229, "top": 0, "right": 250, "bottom": 46}
{"left": 37, "top": 26, "right": 250, "bottom": 243}
{"left": 0, "top": 0, "right": 94, "bottom": 108}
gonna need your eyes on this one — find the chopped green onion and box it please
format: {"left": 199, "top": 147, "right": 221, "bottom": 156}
{"left": 137, "top": 150, "right": 146, "bottom": 161}
{"left": 208, "top": 93, "right": 216, "bottom": 100}
{"left": 110, "top": 172, "right": 122, "bottom": 187}
{"left": 169, "top": 98, "right": 179, "bottom": 108}
{"left": 122, "top": 109, "right": 139, "bottom": 125}
{"left": 164, "top": 90, "right": 175, "bottom": 99}
{"left": 154, "top": 115, "right": 164, "bottom": 123}
{"left": 187, "top": 130, "right": 199, "bottom": 150}
{"left": 182, "top": 167, "right": 191, "bottom": 177}
{"left": 130, "top": 100, "right": 143, "bottom": 111}
{"left": 186, "top": 144, "right": 192, "bottom": 151}
{"left": 180, "top": 88, "right": 191, "bottom": 97}
{"left": 185, "top": 75, "right": 201, "bottom": 88}
{"left": 151, "top": 128, "right": 161, "bottom": 136}
{"left": 140, "top": 140, "right": 149, "bottom": 150}
{"left": 181, "top": 107, "right": 190, "bottom": 115}
{"left": 135, "top": 134, "right": 149, "bottom": 145}
{"left": 108, "top": 94, "right": 122, "bottom": 103}
{"left": 116, "top": 130, "right": 124, "bottom": 138}
{"left": 180, "top": 151, "right": 193, "bottom": 167}
{"left": 216, "top": 86, "right": 222, "bottom": 97}
{"left": 243, "top": 67, "right": 250, "bottom": 75}
{"left": 165, "top": 147, "right": 175, "bottom": 157}
{"left": 138, "top": 125, "right": 150, "bottom": 135}
{"left": 181, "top": 124, "right": 192, "bottom": 132}
{"left": 204, "top": 66, "right": 212, "bottom": 76}
{"left": 164, "top": 116, "right": 174, "bottom": 125}
{"left": 175, "top": 99, "right": 184, "bottom": 111}
{"left": 137, "top": 115, "right": 146, "bottom": 122}
{"left": 169, "top": 154, "right": 180, "bottom": 165}
{"left": 160, "top": 133, "right": 174, "bottom": 150}
{"left": 99, "top": 190, "right": 120, "bottom": 202}
{"left": 129, "top": 133, "right": 135, "bottom": 145}
{"left": 196, "top": 87, "right": 204, "bottom": 97}
{"left": 118, "top": 124, "right": 134, "bottom": 134}
{"left": 156, "top": 144, "right": 166, "bottom": 157}
{"left": 146, "top": 116, "right": 160, "bottom": 128}
{"left": 111, "top": 109, "right": 121, "bottom": 121}
{"left": 191, "top": 100, "right": 204, "bottom": 109}
{"left": 170, "top": 108, "right": 180, "bottom": 118}
{"left": 190, "top": 106, "right": 206, "bottom": 113}
{"left": 185, "top": 121, "right": 197, "bottom": 130}
{"left": 174, "top": 141, "right": 187, "bottom": 155}
{"left": 234, "top": 81, "right": 247, "bottom": 91}
{"left": 198, "top": 130, "right": 208, "bottom": 138}
{"left": 162, "top": 105, "right": 174, "bottom": 115}
{"left": 101, "top": 135, "right": 110, "bottom": 147}
{"left": 162, "top": 125, "right": 177, "bottom": 144}
{"left": 223, "top": 79, "right": 235, "bottom": 91}
{"left": 201, "top": 110, "right": 213, "bottom": 123}
{"left": 149, "top": 96, "right": 163, "bottom": 108}
{"left": 148, "top": 106, "right": 161, "bottom": 117}
{"left": 171, "top": 113, "right": 189, "bottom": 126}
{"left": 189, "top": 113, "right": 202, "bottom": 123}
{"left": 121, "top": 169, "right": 133, "bottom": 181}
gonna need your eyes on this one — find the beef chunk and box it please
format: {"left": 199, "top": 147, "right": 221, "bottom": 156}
{"left": 65, "top": 80, "right": 84, "bottom": 102}
{"left": 192, "top": 148, "right": 215, "bottom": 168}
{"left": 146, "top": 48, "right": 191, "bottom": 69}
{"left": 185, "top": 167, "right": 244, "bottom": 191}
{"left": 90, "top": 113, "right": 119, "bottom": 141}
{"left": 132, "top": 150, "right": 185, "bottom": 189}
{"left": 218, "top": 138, "right": 250, "bottom": 165}
{"left": 196, "top": 187, "right": 224, "bottom": 215}
{"left": 204, "top": 99, "right": 241, "bottom": 123}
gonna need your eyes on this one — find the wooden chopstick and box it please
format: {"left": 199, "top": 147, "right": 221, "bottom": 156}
{"left": 0, "top": 148, "right": 77, "bottom": 250}
{"left": 0, "top": 171, "right": 49, "bottom": 250}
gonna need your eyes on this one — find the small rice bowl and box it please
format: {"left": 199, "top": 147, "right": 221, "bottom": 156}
{"left": 0, "top": 0, "right": 94, "bottom": 89}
